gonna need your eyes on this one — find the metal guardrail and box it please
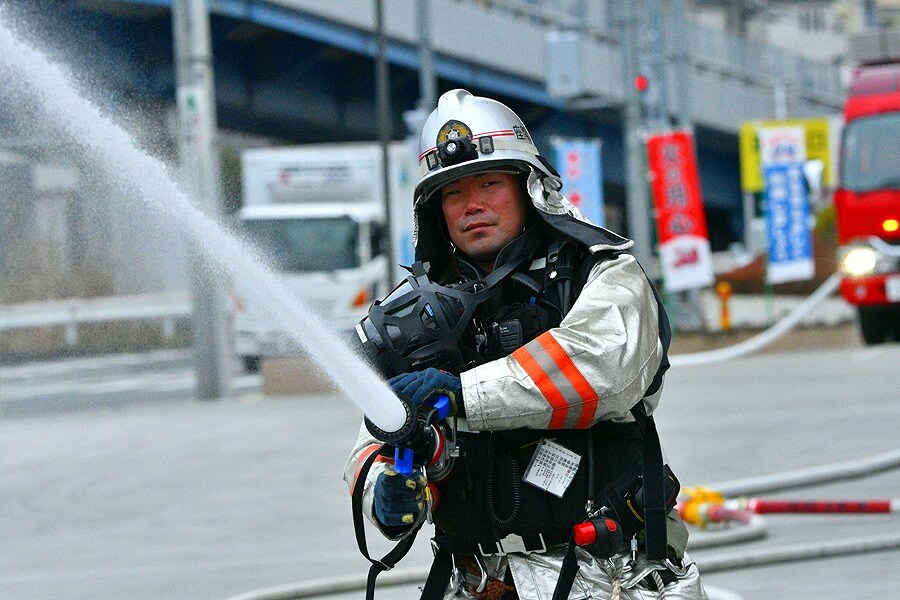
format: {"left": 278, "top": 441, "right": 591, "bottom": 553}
{"left": 0, "top": 292, "right": 191, "bottom": 345}
{"left": 686, "top": 19, "right": 843, "bottom": 101}
{"left": 476, "top": 0, "right": 845, "bottom": 104}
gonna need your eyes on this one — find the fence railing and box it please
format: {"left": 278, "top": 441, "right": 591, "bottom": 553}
{"left": 473, "top": 0, "right": 845, "bottom": 103}
{"left": 0, "top": 292, "right": 191, "bottom": 346}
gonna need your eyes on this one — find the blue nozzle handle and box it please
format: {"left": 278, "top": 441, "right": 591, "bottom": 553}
{"left": 430, "top": 394, "right": 451, "bottom": 420}
{"left": 394, "top": 447, "right": 414, "bottom": 477}
{"left": 392, "top": 395, "right": 450, "bottom": 477}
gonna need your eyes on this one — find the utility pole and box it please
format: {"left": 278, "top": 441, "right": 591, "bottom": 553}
{"left": 375, "top": 0, "right": 396, "bottom": 291}
{"left": 645, "top": 0, "right": 671, "bottom": 131}
{"left": 621, "top": 0, "right": 654, "bottom": 271}
{"left": 671, "top": 0, "right": 692, "bottom": 131}
{"left": 172, "top": 0, "right": 229, "bottom": 400}
{"left": 667, "top": 0, "right": 707, "bottom": 332}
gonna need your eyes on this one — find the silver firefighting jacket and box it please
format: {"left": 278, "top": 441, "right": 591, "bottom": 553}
{"left": 343, "top": 171, "right": 707, "bottom": 599}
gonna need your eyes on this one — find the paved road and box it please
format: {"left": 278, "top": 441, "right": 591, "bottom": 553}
{"left": 0, "top": 350, "right": 259, "bottom": 417}
{"left": 0, "top": 344, "right": 897, "bottom": 599}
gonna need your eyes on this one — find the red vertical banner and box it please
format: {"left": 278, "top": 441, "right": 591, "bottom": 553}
{"left": 646, "top": 131, "right": 714, "bottom": 291}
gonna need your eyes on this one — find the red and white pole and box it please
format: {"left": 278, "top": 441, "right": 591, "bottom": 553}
{"left": 727, "top": 499, "right": 899, "bottom": 515}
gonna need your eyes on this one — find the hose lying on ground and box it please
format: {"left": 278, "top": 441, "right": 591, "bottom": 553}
{"left": 223, "top": 566, "right": 431, "bottom": 600}
{"left": 226, "top": 447, "right": 900, "bottom": 599}
{"left": 708, "top": 447, "right": 900, "bottom": 498}
{"left": 669, "top": 273, "right": 841, "bottom": 367}
{"left": 704, "top": 586, "right": 746, "bottom": 600}
{"left": 225, "top": 530, "right": 900, "bottom": 600}
{"left": 698, "top": 531, "right": 900, "bottom": 574}
{"left": 687, "top": 515, "right": 768, "bottom": 549}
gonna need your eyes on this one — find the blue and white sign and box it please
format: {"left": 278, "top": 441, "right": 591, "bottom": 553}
{"left": 551, "top": 138, "right": 604, "bottom": 227}
{"left": 760, "top": 127, "right": 814, "bottom": 284}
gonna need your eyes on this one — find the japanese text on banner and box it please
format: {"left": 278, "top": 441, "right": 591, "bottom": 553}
{"left": 646, "top": 131, "right": 714, "bottom": 292}
{"left": 551, "top": 138, "right": 604, "bottom": 227}
{"left": 759, "top": 127, "right": 814, "bottom": 284}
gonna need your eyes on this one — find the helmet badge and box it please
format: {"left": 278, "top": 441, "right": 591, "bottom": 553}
{"left": 435, "top": 120, "right": 478, "bottom": 168}
{"left": 436, "top": 120, "right": 472, "bottom": 145}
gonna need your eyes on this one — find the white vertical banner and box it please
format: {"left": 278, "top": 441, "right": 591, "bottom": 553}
{"left": 759, "top": 127, "right": 815, "bottom": 284}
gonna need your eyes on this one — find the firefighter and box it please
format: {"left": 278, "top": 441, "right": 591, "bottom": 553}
{"left": 345, "top": 90, "right": 707, "bottom": 599}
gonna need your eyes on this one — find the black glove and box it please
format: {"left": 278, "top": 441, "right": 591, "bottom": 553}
{"left": 373, "top": 465, "right": 427, "bottom": 527}
{"left": 388, "top": 368, "right": 463, "bottom": 416}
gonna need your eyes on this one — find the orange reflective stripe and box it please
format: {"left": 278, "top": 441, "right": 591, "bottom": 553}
{"left": 536, "top": 332, "right": 599, "bottom": 429}
{"left": 512, "top": 345, "right": 569, "bottom": 428}
{"left": 350, "top": 444, "right": 383, "bottom": 495}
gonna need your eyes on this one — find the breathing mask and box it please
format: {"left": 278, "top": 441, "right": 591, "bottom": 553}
{"left": 355, "top": 261, "right": 490, "bottom": 377}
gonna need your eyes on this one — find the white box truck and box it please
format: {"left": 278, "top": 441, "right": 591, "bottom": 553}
{"left": 234, "top": 142, "right": 416, "bottom": 371}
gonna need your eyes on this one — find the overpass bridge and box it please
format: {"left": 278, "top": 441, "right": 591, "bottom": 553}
{"left": 4, "top": 0, "right": 845, "bottom": 248}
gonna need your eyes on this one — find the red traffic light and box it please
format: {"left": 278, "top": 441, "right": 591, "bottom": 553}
{"left": 634, "top": 74, "right": 648, "bottom": 92}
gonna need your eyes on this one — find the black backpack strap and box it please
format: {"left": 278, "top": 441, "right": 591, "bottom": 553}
{"left": 630, "top": 402, "right": 668, "bottom": 561}
{"left": 551, "top": 534, "right": 581, "bottom": 600}
{"left": 544, "top": 239, "right": 579, "bottom": 314}
{"left": 352, "top": 446, "right": 422, "bottom": 600}
{"left": 420, "top": 535, "right": 454, "bottom": 599}
{"left": 482, "top": 254, "right": 531, "bottom": 289}
{"left": 628, "top": 257, "right": 671, "bottom": 560}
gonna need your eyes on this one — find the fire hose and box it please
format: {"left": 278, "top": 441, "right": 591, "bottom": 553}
{"left": 669, "top": 273, "right": 842, "bottom": 367}
{"left": 226, "top": 448, "right": 900, "bottom": 599}
{"left": 223, "top": 530, "right": 900, "bottom": 600}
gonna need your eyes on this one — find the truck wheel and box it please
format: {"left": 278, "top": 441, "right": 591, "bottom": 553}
{"left": 858, "top": 307, "right": 888, "bottom": 345}
{"left": 242, "top": 355, "right": 261, "bottom": 373}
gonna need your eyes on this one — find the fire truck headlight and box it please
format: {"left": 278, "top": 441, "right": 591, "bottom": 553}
{"left": 840, "top": 246, "right": 878, "bottom": 276}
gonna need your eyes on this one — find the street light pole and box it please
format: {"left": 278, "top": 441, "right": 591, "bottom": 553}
{"left": 172, "top": 0, "right": 229, "bottom": 400}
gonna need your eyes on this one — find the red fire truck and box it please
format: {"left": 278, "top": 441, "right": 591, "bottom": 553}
{"left": 834, "top": 32, "right": 900, "bottom": 344}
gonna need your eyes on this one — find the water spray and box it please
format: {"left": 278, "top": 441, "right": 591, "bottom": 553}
{"left": 0, "top": 14, "right": 408, "bottom": 433}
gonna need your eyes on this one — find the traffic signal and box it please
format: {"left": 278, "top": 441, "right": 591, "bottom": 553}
{"left": 634, "top": 73, "right": 648, "bottom": 93}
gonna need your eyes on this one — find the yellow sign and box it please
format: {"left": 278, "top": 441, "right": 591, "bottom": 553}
{"left": 739, "top": 119, "right": 834, "bottom": 192}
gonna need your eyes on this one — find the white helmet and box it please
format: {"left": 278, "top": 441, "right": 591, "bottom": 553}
{"left": 414, "top": 89, "right": 556, "bottom": 206}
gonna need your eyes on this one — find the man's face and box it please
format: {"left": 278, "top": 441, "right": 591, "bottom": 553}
{"left": 439, "top": 171, "right": 528, "bottom": 270}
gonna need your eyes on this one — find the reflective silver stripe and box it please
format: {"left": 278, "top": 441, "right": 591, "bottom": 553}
{"left": 488, "top": 137, "right": 539, "bottom": 155}
{"left": 417, "top": 138, "right": 540, "bottom": 177}
{"left": 521, "top": 337, "right": 582, "bottom": 429}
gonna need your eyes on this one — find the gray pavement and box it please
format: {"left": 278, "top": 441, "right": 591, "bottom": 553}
{"left": 0, "top": 350, "right": 259, "bottom": 417}
{"left": 0, "top": 344, "right": 898, "bottom": 600}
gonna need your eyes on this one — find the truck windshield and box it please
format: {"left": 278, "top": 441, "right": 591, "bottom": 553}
{"left": 841, "top": 112, "right": 900, "bottom": 193}
{"left": 243, "top": 217, "right": 359, "bottom": 272}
